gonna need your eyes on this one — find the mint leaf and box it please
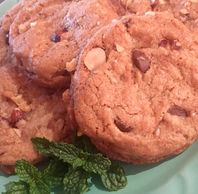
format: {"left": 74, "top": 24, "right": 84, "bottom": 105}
{"left": 32, "top": 138, "right": 111, "bottom": 174}
{"left": 101, "top": 162, "right": 127, "bottom": 191}
{"left": 83, "top": 153, "right": 111, "bottom": 174}
{"left": 15, "top": 160, "right": 50, "bottom": 194}
{"left": 3, "top": 181, "right": 29, "bottom": 194}
{"left": 43, "top": 159, "right": 67, "bottom": 188}
{"left": 31, "top": 138, "right": 51, "bottom": 155}
{"left": 63, "top": 167, "right": 89, "bottom": 194}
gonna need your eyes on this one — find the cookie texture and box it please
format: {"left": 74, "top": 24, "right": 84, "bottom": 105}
{"left": 0, "top": 62, "right": 71, "bottom": 165}
{"left": 73, "top": 13, "right": 198, "bottom": 164}
{"left": 119, "top": 0, "right": 152, "bottom": 14}
{"left": 153, "top": 0, "right": 198, "bottom": 30}
{"left": 0, "top": 15, "right": 72, "bottom": 164}
{"left": 0, "top": 2, "right": 21, "bottom": 65}
{"left": 9, "top": 0, "right": 122, "bottom": 87}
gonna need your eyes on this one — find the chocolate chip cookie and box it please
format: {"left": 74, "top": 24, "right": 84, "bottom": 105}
{"left": 0, "top": 56, "right": 71, "bottom": 166}
{"left": 73, "top": 13, "right": 198, "bottom": 164}
{"left": 9, "top": 0, "right": 121, "bottom": 88}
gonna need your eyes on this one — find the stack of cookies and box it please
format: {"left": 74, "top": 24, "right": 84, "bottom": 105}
{"left": 0, "top": 0, "right": 198, "bottom": 170}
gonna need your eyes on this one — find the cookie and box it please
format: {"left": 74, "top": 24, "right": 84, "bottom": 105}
{"left": 72, "top": 13, "right": 198, "bottom": 164}
{"left": 9, "top": 0, "right": 121, "bottom": 88}
{"left": 0, "top": 56, "right": 71, "bottom": 166}
{"left": 0, "top": 2, "right": 21, "bottom": 65}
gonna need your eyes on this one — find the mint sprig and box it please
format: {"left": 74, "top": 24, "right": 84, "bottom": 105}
{"left": 32, "top": 138, "right": 111, "bottom": 175}
{"left": 4, "top": 136, "right": 127, "bottom": 194}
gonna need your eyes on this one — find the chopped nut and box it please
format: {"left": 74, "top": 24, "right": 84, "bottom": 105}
{"left": 116, "top": 44, "right": 125, "bottom": 52}
{"left": 145, "top": 11, "right": 156, "bottom": 16}
{"left": 18, "top": 23, "right": 29, "bottom": 34}
{"left": 66, "top": 58, "right": 77, "bottom": 72}
{"left": 84, "top": 48, "right": 106, "bottom": 71}
{"left": 10, "top": 95, "right": 31, "bottom": 112}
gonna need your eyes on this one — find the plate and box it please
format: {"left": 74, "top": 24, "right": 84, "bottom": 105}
{"left": 0, "top": 1, "right": 198, "bottom": 194}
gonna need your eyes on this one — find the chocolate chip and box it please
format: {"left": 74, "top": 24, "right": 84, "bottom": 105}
{"left": 10, "top": 109, "right": 24, "bottom": 126}
{"left": 5, "top": 32, "right": 9, "bottom": 45}
{"left": 50, "top": 32, "right": 61, "bottom": 43}
{"left": 150, "top": 0, "right": 158, "bottom": 10}
{"left": 114, "top": 119, "right": 133, "bottom": 132}
{"left": 132, "top": 50, "right": 150, "bottom": 73}
{"left": 168, "top": 105, "right": 189, "bottom": 117}
{"left": 159, "top": 39, "right": 169, "bottom": 47}
{"left": 63, "top": 27, "right": 68, "bottom": 32}
{"left": 159, "top": 38, "right": 181, "bottom": 50}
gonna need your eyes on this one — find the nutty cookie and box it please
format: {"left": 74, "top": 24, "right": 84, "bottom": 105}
{"left": 73, "top": 13, "right": 198, "bottom": 164}
{"left": 0, "top": 56, "right": 71, "bottom": 166}
{"left": 9, "top": 0, "right": 121, "bottom": 88}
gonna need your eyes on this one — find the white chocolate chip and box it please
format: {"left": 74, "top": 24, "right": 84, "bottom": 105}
{"left": 112, "top": 19, "right": 118, "bottom": 24}
{"left": 175, "top": 41, "right": 182, "bottom": 48}
{"left": 155, "top": 128, "right": 161, "bottom": 136}
{"left": 30, "top": 21, "right": 37, "bottom": 27}
{"left": 180, "top": 8, "right": 189, "bottom": 15}
{"left": 145, "top": 11, "right": 156, "bottom": 16}
{"left": 116, "top": 44, "right": 125, "bottom": 53}
{"left": 66, "top": 58, "right": 77, "bottom": 72}
{"left": 150, "top": 0, "right": 156, "bottom": 4}
{"left": 84, "top": 48, "right": 106, "bottom": 71}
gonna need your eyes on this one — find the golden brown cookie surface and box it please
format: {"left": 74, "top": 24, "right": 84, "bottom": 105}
{"left": 73, "top": 13, "right": 198, "bottom": 164}
{"left": 9, "top": 0, "right": 121, "bottom": 88}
